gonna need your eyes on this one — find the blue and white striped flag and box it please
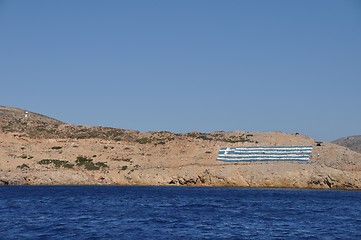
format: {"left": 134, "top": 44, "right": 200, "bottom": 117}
{"left": 217, "top": 146, "right": 313, "bottom": 163}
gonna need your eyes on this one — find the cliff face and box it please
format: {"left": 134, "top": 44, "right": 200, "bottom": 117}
{"left": 1, "top": 107, "right": 361, "bottom": 189}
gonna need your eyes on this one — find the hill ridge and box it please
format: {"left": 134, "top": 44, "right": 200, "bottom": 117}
{"left": 332, "top": 135, "right": 361, "bottom": 154}
{"left": 0, "top": 106, "right": 63, "bottom": 124}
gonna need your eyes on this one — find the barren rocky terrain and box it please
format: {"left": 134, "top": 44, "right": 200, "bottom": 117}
{"left": 1, "top": 106, "right": 361, "bottom": 189}
{"left": 333, "top": 135, "right": 361, "bottom": 154}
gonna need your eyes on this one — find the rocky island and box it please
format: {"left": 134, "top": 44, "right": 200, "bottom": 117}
{"left": 1, "top": 106, "right": 361, "bottom": 189}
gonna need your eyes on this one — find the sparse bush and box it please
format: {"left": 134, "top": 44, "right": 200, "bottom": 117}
{"left": 221, "top": 134, "right": 252, "bottom": 143}
{"left": 84, "top": 162, "right": 100, "bottom": 170}
{"left": 113, "top": 136, "right": 122, "bottom": 141}
{"left": 186, "top": 132, "right": 213, "bottom": 141}
{"left": 38, "top": 159, "right": 74, "bottom": 168}
{"left": 95, "top": 162, "right": 108, "bottom": 168}
{"left": 20, "top": 154, "right": 33, "bottom": 159}
{"left": 75, "top": 156, "right": 108, "bottom": 170}
{"left": 51, "top": 146, "right": 62, "bottom": 150}
{"left": 75, "top": 156, "right": 93, "bottom": 165}
{"left": 136, "top": 138, "right": 152, "bottom": 144}
{"left": 17, "top": 163, "right": 29, "bottom": 170}
{"left": 112, "top": 157, "right": 132, "bottom": 162}
{"left": 38, "top": 159, "right": 52, "bottom": 165}
{"left": 120, "top": 166, "right": 128, "bottom": 170}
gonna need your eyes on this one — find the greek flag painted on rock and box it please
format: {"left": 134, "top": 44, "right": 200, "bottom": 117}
{"left": 217, "top": 146, "right": 313, "bottom": 163}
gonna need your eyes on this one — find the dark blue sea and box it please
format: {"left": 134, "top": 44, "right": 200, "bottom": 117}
{"left": 0, "top": 186, "right": 360, "bottom": 239}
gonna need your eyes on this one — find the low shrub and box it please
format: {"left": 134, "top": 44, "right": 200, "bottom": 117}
{"left": 20, "top": 154, "right": 33, "bottom": 159}
{"left": 38, "top": 159, "right": 74, "bottom": 168}
{"left": 136, "top": 138, "right": 152, "bottom": 144}
{"left": 221, "top": 134, "right": 252, "bottom": 143}
{"left": 75, "top": 156, "right": 108, "bottom": 170}
{"left": 51, "top": 146, "right": 62, "bottom": 150}
{"left": 17, "top": 163, "right": 30, "bottom": 170}
{"left": 95, "top": 162, "right": 108, "bottom": 168}
{"left": 113, "top": 136, "right": 122, "bottom": 141}
{"left": 112, "top": 157, "right": 131, "bottom": 162}
{"left": 75, "top": 156, "right": 93, "bottom": 165}
{"left": 120, "top": 166, "right": 128, "bottom": 170}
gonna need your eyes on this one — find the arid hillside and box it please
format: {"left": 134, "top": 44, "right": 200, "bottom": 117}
{"left": 333, "top": 135, "right": 361, "bottom": 154}
{"left": 1, "top": 106, "right": 361, "bottom": 190}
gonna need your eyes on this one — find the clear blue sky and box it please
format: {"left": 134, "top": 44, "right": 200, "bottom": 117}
{"left": 1, "top": 0, "right": 360, "bottom": 141}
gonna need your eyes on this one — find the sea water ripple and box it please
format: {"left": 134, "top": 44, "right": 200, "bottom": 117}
{"left": 0, "top": 186, "right": 360, "bottom": 239}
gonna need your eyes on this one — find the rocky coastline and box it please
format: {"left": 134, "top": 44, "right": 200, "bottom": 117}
{"left": 1, "top": 106, "right": 361, "bottom": 190}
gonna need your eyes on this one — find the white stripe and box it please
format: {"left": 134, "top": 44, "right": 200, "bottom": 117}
{"left": 234, "top": 147, "right": 313, "bottom": 151}
{"left": 217, "top": 157, "right": 310, "bottom": 161}
{"left": 219, "top": 151, "right": 312, "bottom": 154}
